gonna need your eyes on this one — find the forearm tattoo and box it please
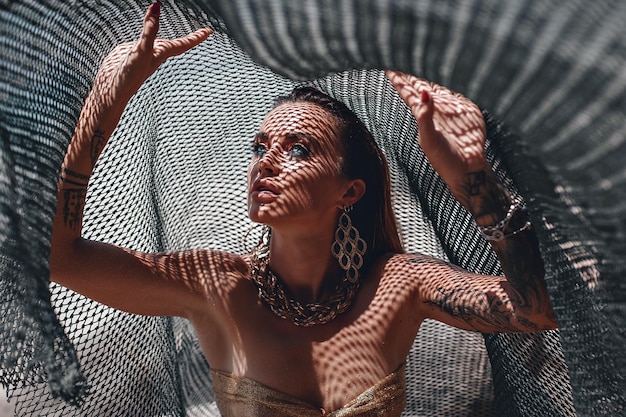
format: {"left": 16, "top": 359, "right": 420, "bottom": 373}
{"left": 421, "top": 168, "right": 554, "bottom": 328}
{"left": 463, "top": 171, "right": 552, "bottom": 323}
{"left": 464, "top": 170, "right": 509, "bottom": 221}
{"left": 59, "top": 168, "right": 89, "bottom": 229}
{"left": 466, "top": 171, "right": 486, "bottom": 196}
{"left": 492, "top": 230, "right": 547, "bottom": 311}
{"left": 62, "top": 188, "right": 87, "bottom": 230}
{"left": 90, "top": 128, "right": 107, "bottom": 165}
{"left": 427, "top": 284, "right": 539, "bottom": 332}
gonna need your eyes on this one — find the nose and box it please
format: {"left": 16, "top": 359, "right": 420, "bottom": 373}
{"left": 258, "top": 144, "right": 282, "bottom": 175}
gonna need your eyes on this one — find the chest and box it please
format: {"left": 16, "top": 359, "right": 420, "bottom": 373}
{"left": 229, "top": 314, "right": 388, "bottom": 409}
{"left": 222, "top": 275, "right": 418, "bottom": 406}
{"left": 191, "top": 255, "right": 422, "bottom": 407}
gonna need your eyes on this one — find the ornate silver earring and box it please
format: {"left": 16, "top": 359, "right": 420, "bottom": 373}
{"left": 331, "top": 206, "right": 367, "bottom": 284}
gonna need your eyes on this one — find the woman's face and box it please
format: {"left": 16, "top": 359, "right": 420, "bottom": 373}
{"left": 248, "top": 102, "right": 351, "bottom": 228}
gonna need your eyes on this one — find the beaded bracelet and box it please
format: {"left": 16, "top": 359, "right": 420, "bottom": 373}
{"left": 477, "top": 199, "right": 532, "bottom": 241}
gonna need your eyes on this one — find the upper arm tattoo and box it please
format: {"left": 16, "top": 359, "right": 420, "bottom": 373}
{"left": 425, "top": 282, "right": 539, "bottom": 333}
{"left": 409, "top": 255, "right": 540, "bottom": 332}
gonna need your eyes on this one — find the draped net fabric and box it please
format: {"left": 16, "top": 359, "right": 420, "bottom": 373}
{"left": 0, "top": 0, "right": 625, "bottom": 416}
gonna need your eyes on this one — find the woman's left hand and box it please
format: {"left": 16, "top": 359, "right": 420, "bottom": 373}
{"left": 385, "top": 71, "right": 488, "bottom": 201}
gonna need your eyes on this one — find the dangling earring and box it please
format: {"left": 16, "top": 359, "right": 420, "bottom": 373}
{"left": 331, "top": 206, "right": 367, "bottom": 284}
{"left": 244, "top": 223, "right": 271, "bottom": 254}
{"left": 250, "top": 224, "right": 271, "bottom": 261}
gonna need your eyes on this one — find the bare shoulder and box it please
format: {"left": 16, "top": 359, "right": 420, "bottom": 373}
{"left": 376, "top": 252, "right": 467, "bottom": 303}
{"left": 373, "top": 252, "right": 444, "bottom": 299}
{"left": 129, "top": 247, "right": 251, "bottom": 317}
{"left": 380, "top": 252, "right": 457, "bottom": 281}
{"left": 172, "top": 248, "right": 251, "bottom": 296}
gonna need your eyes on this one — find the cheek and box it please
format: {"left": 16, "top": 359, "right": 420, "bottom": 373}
{"left": 247, "top": 160, "right": 258, "bottom": 185}
{"left": 280, "top": 163, "right": 310, "bottom": 198}
{"left": 282, "top": 159, "right": 304, "bottom": 173}
{"left": 283, "top": 165, "right": 337, "bottom": 207}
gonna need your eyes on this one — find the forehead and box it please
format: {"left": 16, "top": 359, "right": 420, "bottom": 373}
{"left": 260, "top": 102, "right": 339, "bottom": 139}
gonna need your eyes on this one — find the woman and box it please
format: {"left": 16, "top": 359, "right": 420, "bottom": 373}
{"left": 50, "top": 3, "right": 556, "bottom": 416}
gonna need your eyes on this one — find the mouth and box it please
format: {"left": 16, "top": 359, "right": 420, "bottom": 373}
{"left": 252, "top": 179, "right": 279, "bottom": 194}
{"left": 251, "top": 180, "right": 280, "bottom": 202}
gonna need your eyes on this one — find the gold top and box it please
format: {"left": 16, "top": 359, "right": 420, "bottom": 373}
{"left": 210, "top": 364, "right": 406, "bottom": 417}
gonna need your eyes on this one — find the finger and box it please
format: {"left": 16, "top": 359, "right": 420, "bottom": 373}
{"left": 416, "top": 90, "right": 438, "bottom": 147}
{"left": 138, "top": 2, "right": 161, "bottom": 53}
{"left": 386, "top": 71, "right": 428, "bottom": 112}
{"left": 158, "top": 28, "right": 213, "bottom": 60}
{"left": 384, "top": 69, "right": 399, "bottom": 82}
{"left": 385, "top": 71, "right": 416, "bottom": 96}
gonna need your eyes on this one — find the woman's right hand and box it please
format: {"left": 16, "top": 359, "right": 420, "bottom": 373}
{"left": 66, "top": 2, "right": 211, "bottom": 175}
{"left": 93, "top": 2, "right": 212, "bottom": 109}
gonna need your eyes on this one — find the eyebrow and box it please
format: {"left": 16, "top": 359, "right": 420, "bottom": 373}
{"left": 254, "top": 131, "right": 318, "bottom": 145}
{"left": 254, "top": 132, "right": 269, "bottom": 141}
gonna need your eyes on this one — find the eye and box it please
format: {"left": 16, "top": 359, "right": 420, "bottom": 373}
{"left": 288, "top": 143, "right": 310, "bottom": 158}
{"left": 252, "top": 142, "right": 267, "bottom": 156}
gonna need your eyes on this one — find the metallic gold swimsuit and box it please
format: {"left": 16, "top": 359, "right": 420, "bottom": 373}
{"left": 210, "top": 364, "right": 406, "bottom": 417}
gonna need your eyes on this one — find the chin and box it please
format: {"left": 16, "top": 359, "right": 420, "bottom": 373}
{"left": 248, "top": 206, "right": 270, "bottom": 224}
{"left": 249, "top": 208, "right": 291, "bottom": 229}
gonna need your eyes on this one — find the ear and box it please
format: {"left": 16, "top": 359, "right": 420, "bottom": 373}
{"left": 340, "top": 179, "right": 366, "bottom": 208}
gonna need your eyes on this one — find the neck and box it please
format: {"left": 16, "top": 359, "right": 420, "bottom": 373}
{"left": 268, "top": 227, "right": 342, "bottom": 303}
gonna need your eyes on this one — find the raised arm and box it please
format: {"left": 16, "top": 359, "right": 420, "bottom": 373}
{"left": 60, "top": 3, "right": 211, "bottom": 181}
{"left": 386, "top": 71, "right": 556, "bottom": 333}
{"left": 50, "top": 3, "right": 217, "bottom": 317}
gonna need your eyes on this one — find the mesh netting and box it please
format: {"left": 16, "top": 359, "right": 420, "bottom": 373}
{"left": 1, "top": 0, "right": 625, "bottom": 416}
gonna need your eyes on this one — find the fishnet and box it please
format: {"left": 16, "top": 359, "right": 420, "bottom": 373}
{"left": 1, "top": 1, "right": 625, "bottom": 416}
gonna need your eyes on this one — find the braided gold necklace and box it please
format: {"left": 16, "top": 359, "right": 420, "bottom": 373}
{"left": 250, "top": 242, "right": 360, "bottom": 327}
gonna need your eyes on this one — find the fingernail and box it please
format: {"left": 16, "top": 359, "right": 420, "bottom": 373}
{"left": 151, "top": 1, "right": 161, "bottom": 16}
{"left": 421, "top": 90, "right": 430, "bottom": 104}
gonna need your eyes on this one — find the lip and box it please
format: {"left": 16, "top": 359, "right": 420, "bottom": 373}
{"left": 251, "top": 179, "right": 280, "bottom": 194}
{"left": 250, "top": 179, "right": 280, "bottom": 202}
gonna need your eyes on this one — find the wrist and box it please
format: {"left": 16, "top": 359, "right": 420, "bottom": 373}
{"left": 454, "top": 169, "right": 511, "bottom": 225}
{"left": 471, "top": 199, "right": 510, "bottom": 227}
{"left": 476, "top": 199, "right": 532, "bottom": 241}
{"left": 58, "top": 167, "right": 90, "bottom": 188}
